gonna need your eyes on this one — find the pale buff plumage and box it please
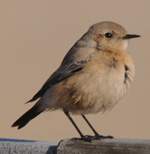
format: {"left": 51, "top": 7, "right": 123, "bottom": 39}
{"left": 38, "top": 22, "right": 135, "bottom": 114}
{"left": 12, "top": 22, "right": 140, "bottom": 139}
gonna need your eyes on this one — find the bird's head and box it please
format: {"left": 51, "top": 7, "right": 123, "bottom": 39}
{"left": 87, "top": 21, "right": 140, "bottom": 51}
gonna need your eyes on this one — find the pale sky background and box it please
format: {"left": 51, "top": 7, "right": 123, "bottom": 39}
{"left": 0, "top": 0, "right": 150, "bottom": 142}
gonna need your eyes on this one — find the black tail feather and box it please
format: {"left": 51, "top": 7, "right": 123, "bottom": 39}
{"left": 12, "top": 105, "right": 44, "bottom": 129}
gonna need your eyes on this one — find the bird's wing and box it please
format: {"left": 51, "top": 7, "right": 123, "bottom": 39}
{"left": 27, "top": 62, "right": 85, "bottom": 103}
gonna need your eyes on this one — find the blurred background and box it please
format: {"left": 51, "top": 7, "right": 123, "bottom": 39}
{"left": 0, "top": 0, "right": 150, "bottom": 142}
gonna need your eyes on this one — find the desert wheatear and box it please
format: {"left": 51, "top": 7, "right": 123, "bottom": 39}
{"left": 12, "top": 21, "right": 140, "bottom": 141}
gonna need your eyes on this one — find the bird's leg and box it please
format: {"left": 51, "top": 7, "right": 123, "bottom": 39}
{"left": 64, "top": 110, "right": 96, "bottom": 142}
{"left": 64, "top": 110, "right": 84, "bottom": 138}
{"left": 82, "top": 115, "right": 114, "bottom": 140}
{"left": 63, "top": 111, "right": 91, "bottom": 142}
{"left": 82, "top": 115, "right": 100, "bottom": 136}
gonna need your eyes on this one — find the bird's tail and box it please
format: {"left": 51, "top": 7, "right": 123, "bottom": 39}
{"left": 12, "top": 105, "right": 44, "bottom": 129}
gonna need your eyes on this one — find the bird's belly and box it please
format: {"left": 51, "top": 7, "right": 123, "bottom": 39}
{"left": 67, "top": 68, "right": 125, "bottom": 114}
{"left": 52, "top": 65, "right": 124, "bottom": 114}
{"left": 43, "top": 66, "right": 126, "bottom": 115}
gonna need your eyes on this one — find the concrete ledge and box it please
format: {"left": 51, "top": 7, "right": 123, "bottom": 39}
{"left": 0, "top": 138, "right": 57, "bottom": 154}
{"left": 57, "top": 138, "right": 150, "bottom": 154}
{"left": 1, "top": 138, "right": 150, "bottom": 154}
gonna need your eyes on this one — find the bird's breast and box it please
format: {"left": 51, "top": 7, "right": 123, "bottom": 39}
{"left": 72, "top": 61, "right": 125, "bottom": 114}
{"left": 45, "top": 50, "right": 135, "bottom": 115}
{"left": 67, "top": 51, "right": 134, "bottom": 114}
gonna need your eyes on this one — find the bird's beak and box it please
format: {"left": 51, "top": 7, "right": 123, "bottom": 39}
{"left": 123, "top": 34, "right": 141, "bottom": 40}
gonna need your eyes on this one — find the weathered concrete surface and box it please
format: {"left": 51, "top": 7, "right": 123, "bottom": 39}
{"left": 0, "top": 138, "right": 57, "bottom": 154}
{"left": 57, "top": 138, "right": 150, "bottom": 154}
{"left": 1, "top": 138, "right": 150, "bottom": 154}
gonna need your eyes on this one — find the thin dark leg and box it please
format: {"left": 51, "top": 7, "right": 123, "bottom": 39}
{"left": 82, "top": 115, "right": 114, "bottom": 139}
{"left": 64, "top": 110, "right": 84, "bottom": 138}
{"left": 82, "top": 115, "right": 100, "bottom": 136}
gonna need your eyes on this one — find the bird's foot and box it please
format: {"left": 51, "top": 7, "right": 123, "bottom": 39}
{"left": 71, "top": 135, "right": 93, "bottom": 142}
{"left": 81, "top": 134, "right": 114, "bottom": 142}
{"left": 71, "top": 135, "right": 114, "bottom": 142}
{"left": 81, "top": 135, "right": 95, "bottom": 142}
{"left": 94, "top": 134, "right": 114, "bottom": 140}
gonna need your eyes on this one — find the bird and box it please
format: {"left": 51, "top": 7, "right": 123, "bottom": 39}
{"left": 12, "top": 21, "right": 140, "bottom": 141}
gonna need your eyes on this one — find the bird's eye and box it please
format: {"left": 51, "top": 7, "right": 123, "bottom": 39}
{"left": 105, "top": 33, "right": 112, "bottom": 38}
